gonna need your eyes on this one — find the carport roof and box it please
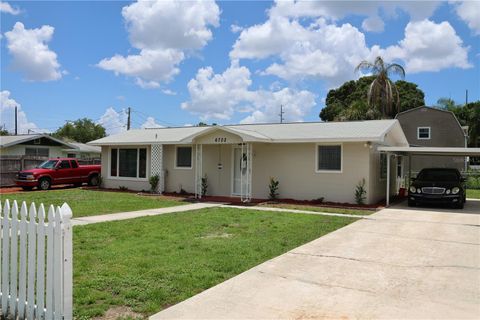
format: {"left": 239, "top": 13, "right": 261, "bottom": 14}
{"left": 378, "top": 146, "right": 480, "bottom": 156}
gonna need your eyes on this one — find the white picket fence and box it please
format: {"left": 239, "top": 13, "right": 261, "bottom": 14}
{"left": 0, "top": 200, "right": 72, "bottom": 320}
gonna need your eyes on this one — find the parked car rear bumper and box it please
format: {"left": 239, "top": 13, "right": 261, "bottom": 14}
{"left": 409, "top": 193, "right": 463, "bottom": 204}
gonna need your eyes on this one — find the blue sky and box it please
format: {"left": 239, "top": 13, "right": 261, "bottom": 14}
{"left": 1, "top": 0, "right": 479, "bottom": 135}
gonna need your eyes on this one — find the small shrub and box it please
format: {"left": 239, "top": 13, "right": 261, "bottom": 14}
{"left": 119, "top": 186, "right": 128, "bottom": 191}
{"left": 179, "top": 188, "right": 188, "bottom": 195}
{"left": 313, "top": 197, "right": 324, "bottom": 204}
{"left": 466, "top": 176, "right": 480, "bottom": 190}
{"left": 97, "top": 175, "right": 103, "bottom": 188}
{"left": 201, "top": 175, "right": 208, "bottom": 197}
{"left": 354, "top": 178, "right": 367, "bottom": 205}
{"left": 149, "top": 174, "right": 160, "bottom": 193}
{"left": 268, "top": 177, "right": 279, "bottom": 200}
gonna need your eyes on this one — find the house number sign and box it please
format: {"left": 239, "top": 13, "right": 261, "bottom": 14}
{"left": 214, "top": 137, "right": 227, "bottom": 143}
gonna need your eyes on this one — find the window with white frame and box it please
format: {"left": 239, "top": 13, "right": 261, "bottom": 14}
{"left": 25, "top": 147, "right": 49, "bottom": 157}
{"left": 176, "top": 146, "right": 192, "bottom": 168}
{"left": 110, "top": 148, "right": 147, "bottom": 178}
{"left": 317, "top": 145, "right": 342, "bottom": 172}
{"left": 417, "top": 127, "right": 430, "bottom": 140}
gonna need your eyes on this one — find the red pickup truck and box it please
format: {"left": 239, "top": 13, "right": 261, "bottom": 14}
{"left": 15, "top": 158, "right": 101, "bottom": 191}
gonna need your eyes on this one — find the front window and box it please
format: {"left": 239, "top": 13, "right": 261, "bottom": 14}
{"left": 317, "top": 145, "right": 342, "bottom": 172}
{"left": 38, "top": 160, "right": 58, "bottom": 169}
{"left": 417, "top": 127, "right": 430, "bottom": 140}
{"left": 176, "top": 146, "right": 192, "bottom": 168}
{"left": 110, "top": 148, "right": 147, "bottom": 178}
{"left": 58, "top": 160, "right": 71, "bottom": 169}
{"left": 25, "top": 147, "right": 49, "bottom": 157}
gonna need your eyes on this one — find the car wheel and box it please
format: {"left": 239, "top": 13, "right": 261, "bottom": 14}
{"left": 88, "top": 174, "right": 99, "bottom": 186}
{"left": 455, "top": 198, "right": 464, "bottom": 209}
{"left": 21, "top": 186, "right": 33, "bottom": 191}
{"left": 408, "top": 199, "right": 416, "bottom": 207}
{"left": 38, "top": 178, "right": 51, "bottom": 190}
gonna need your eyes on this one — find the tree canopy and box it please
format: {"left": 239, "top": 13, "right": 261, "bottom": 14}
{"left": 53, "top": 118, "right": 106, "bottom": 143}
{"left": 320, "top": 76, "right": 425, "bottom": 121}
{"left": 435, "top": 99, "right": 480, "bottom": 147}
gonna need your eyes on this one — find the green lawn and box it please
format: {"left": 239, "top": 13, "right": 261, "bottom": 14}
{"left": 73, "top": 207, "right": 356, "bottom": 318}
{"left": 0, "top": 189, "right": 185, "bottom": 217}
{"left": 258, "top": 202, "right": 375, "bottom": 215}
{"left": 467, "top": 189, "right": 480, "bottom": 199}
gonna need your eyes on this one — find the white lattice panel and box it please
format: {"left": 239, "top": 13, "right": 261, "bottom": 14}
{"left": 151, "top": 144, "right": 164, "bottom": 193}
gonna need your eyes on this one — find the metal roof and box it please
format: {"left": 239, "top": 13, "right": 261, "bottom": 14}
{"left": 62, "top": 142, "right": 101, "bottom": 153}
{"left": 89, "top": 120, "right": 408, "bottom": 146}
{"left": 378, "top": 146, "right": 480, "bottom": 156}
{"left": 0, "top": 134, "right": 76, "bottom": 149}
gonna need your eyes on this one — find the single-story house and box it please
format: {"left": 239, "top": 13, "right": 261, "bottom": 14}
{"left": 89, "top": 120, "right": 409, "bottom": 204}
{"left": 0, "top": 134, "right": 101, "bottom": 159}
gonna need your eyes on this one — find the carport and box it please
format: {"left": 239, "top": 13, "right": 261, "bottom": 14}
{"left": 378, "top": 146, "right": 480, "bottom": 206}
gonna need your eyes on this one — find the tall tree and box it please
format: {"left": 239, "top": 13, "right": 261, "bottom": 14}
{"left": 446, "top": 101, "right": 480, "bottom": 147}
{"left": 355, "top": 56, "right": 405, "bottom": 118}
{"left": 53, "top": 118, "right": 106, "bottom": 143}
{"left": 319, "top": 76, "right": 424, "bottom": 121}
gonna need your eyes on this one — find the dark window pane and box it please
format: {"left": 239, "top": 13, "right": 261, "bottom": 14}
{"left": 59, "top": 160, "right": 71, "bottom": 169}
{"left": 71, "top": 160, "right": 78, "bottom": 168}
{"left": 37, "top": 148, "right": 49, "bottom": 157}
{"left": 139, "top": 148, "right": 147, "bottom": 178}
{"left": 119, "top": 149, "right": 138, "bottom": 177}
{"left": 176, "top": 147, "right": 192, "bottom": 168}
{"left": 111, "top": 148, "right": 118, "bottom": 176}
{"left": 25, "top": 148, "right": 36, "bottom": 156}
{"left": 25, "top": 148, "right": 49, "bottom": 157}
{"left": 318, "top": 145, "right": 341, "bottom": 171}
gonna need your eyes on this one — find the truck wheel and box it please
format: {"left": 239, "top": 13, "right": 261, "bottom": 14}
{"left": 21, "top": 186, "right": 33, "bottom": 191}
{"left": 38, "top": 178, "right": 51, "bottom": 190}
{"left": 88, "top": 174, "right": 99, "bottom": 186}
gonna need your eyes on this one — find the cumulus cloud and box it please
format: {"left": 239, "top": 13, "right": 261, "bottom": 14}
{"left": 0, "top": 91, "right": 41, "bottom": 134}
{"left": 98, "top": 0, "right": 220, "bottom": 88}
{"left": 381, "top": 19, "right": 471, "bottom": 72}
{"left": 4, "top": 22, "right": 62, "bottom": 81}
{"left": 141, "top": 117, "right": 163, "bottom": 129}
{"left": 230, "top": 3, "right": 471, "bottom": 86}
{"left": 0, "top": 2, "right": 20, "bottom": 15}
{"left": 181, "top": 64, "right": 316, "bottom": 123}
{"left": 453, "top": 1, "right": 480, "bottom": 35}
{"left": 97, "top": 107, "right": 127, "bottom": 135}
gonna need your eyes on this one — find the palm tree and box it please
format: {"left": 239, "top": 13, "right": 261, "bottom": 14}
{"left": 355, "top": 56, "right": 405, "bottom": 118}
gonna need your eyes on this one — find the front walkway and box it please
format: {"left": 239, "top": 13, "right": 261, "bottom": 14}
{"left": 151, "top": 200, "right": 480, "bottom": 319}
{"left": 71, "top": 202, "right": 223, "bottom": 225}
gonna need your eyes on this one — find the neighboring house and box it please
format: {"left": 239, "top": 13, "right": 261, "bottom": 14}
{"left": 62, "top": 142, "right": 101, "bottom": 159}
{"left": 0, "top": 134, "right": 76, "bottom": 158}
{"left": 395, "top": 106, "right": 467, "bottom": 172}
{"left": 0, "top": 134, "right": 101, "bottom": 159}
{"left": 89, "top": 120, "right": 408, "bottom": 204}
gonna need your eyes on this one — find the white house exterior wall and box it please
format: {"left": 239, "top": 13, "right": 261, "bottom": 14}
{"left": 1, "top": 145, "right": 64, "bottom": 158}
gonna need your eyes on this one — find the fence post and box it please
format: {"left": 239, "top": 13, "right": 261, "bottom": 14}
{"left": 61, "top": 203, "right": 73, "bottom": 320}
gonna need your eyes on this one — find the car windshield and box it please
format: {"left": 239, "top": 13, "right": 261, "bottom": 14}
{"left": 417, "top": 170, "right": 459, "bottom": 182}
{"left": 38, "top": 160, "right": 58, "bottom": 169}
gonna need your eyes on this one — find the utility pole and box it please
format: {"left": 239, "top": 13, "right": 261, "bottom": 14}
{"left": 465, "top": 89, "right": 468, "bottom": 105}
{"left": 15, "top": 106, "right": 18, "bottom": 135}
{"left": 279, "top": 105, "right": 285, "bottom": 123}
{"left": 127, "top": 107, "right": 131, "bottom": 130}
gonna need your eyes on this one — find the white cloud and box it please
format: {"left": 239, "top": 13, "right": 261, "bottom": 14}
{"left": 230, "top": 24, "right": 243, "bottom": 33}
{"left": 361, "top": 15, "right": 384, "bottom": 32}
{"left": 97, "top": 107, "right": 127, "bottom": 135}
{"left": 0, "top": 90, "right": 40, "bottom": 134}
{"left": 182, "top": 64, "right": 316, "bottom": 123}
{"left": 230, "top": 3, "right": 471, "bottom": 86}
{"left": 141, "top": 117, "right": 163, "bottom": 129}
{"left": 98, "top": 0, "right": 220, "bottom": 89}
{"left": 161, "top": 89, "right": 177, "bottom": 96}
{"left": 382, "top": 19, "right": 471, "bottom": 73}
{"left": 0, "top": 2, "right": 20, "bottom": 15}
{"left": 454, "top": 1, "right": 480, "bottom": 35}
{"left": 4, "top": 22, "right": 62, "bottom": 81}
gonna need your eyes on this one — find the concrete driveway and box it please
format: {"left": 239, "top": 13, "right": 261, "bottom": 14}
{"left": 151, "top": 200, "right": 480, "bottom": 319}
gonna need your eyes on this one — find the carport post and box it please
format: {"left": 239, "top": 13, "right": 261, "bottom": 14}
{"left": 408, "top": 154, "right": 412, "bottom": 189}
{"left": 386, "top": 153, "right": 390, "bottom": 207}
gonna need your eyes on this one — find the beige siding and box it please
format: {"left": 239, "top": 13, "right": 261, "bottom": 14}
{"left": 1, "top": 145, "right": 64, "bottom": 157}
{"left": 251, "top": 142, "right": 371, "bottom": 203}
{"left": 101, "top": 146, "right": 151, "bottom": 191}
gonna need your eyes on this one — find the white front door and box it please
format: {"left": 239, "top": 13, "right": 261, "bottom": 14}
{"left": 232, "top": 147, "right": 247, "bottom": 195}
